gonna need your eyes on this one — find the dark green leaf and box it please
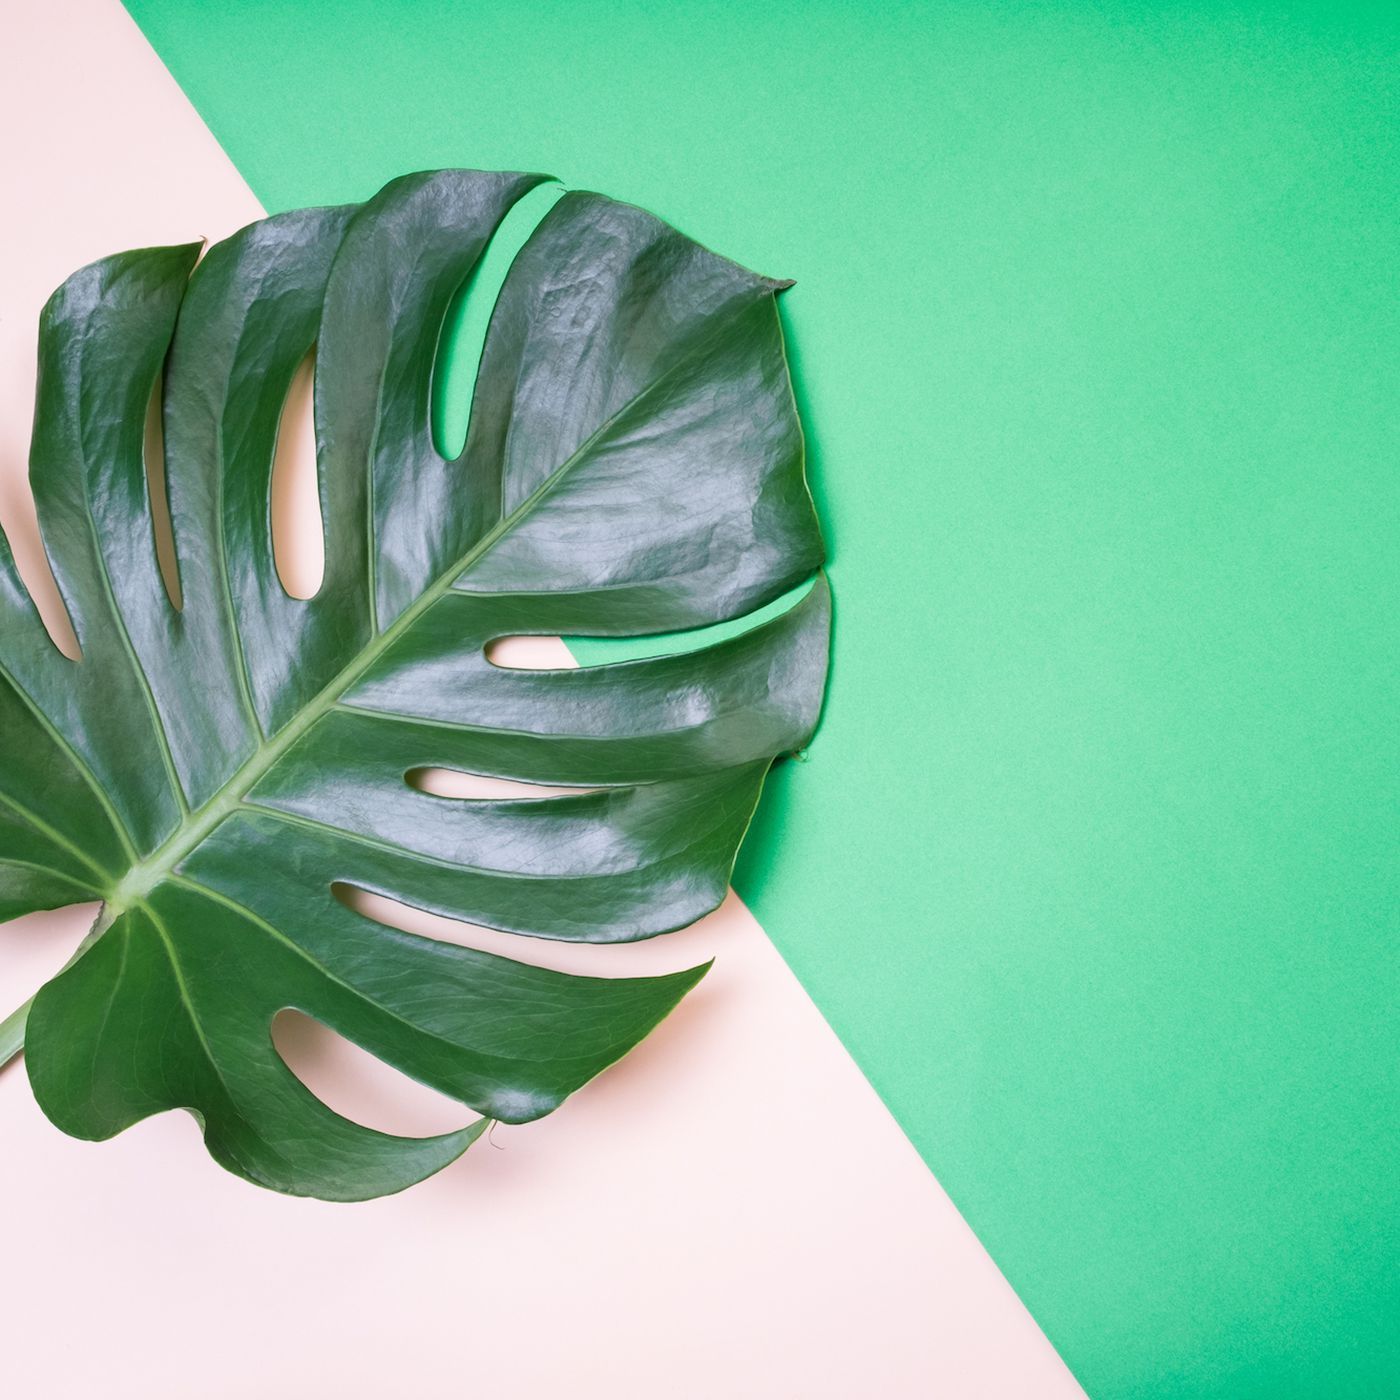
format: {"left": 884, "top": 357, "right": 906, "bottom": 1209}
{"left": 0, "top": 170, "right": 828, "bottom": 1200}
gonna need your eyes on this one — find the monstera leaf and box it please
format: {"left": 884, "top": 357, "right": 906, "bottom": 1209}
{"left": 0, "top": 170, "right": 828, "bottom": 1199}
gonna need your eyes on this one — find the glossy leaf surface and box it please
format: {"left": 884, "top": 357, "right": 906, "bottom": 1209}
{"left": 0, "top": 170, "right": 828, "bottom": 1199}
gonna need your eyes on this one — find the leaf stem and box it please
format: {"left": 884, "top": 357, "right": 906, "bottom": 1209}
{"left": 0, "top": 998, "right": 34, "bottom": 1072}
{"left": 0, "top": 903, "right": 119, "bottom": 1072}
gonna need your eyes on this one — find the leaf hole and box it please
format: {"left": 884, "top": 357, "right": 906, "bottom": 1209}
{"left": 0, "top": 485, "right": 81, "bottom": 657}
{"left": 330, "top": 883, "right": 712, "bottom": 977}
{"left": 273, "top": 1008, "right": 480, "bottom": 1138}
{"left": 3, "top": 528, "right": 80, "bottom": 660}
{"left": 483, "top": 633, "right": 581, "bottom": 671}
{"left": 406, "top": 768, "right": 599, "bottom": 800}
{"left": 486, "top": 579, "right": 819, "bottom": 671}
{"left": 143, "top": 370, "right": 182, "bottom": 610}
{"left": 270, "top": 346, "right": 323, "bottom": 600}
{"left": 430, "top": 182, "right": 563, "bottom": 460}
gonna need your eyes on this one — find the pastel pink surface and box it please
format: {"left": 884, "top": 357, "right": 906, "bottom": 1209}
{"left": 0, "top": 3, "right": 1083, "bottom": 1395}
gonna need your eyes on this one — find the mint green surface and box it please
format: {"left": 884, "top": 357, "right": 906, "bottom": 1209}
{"left": 123, "top": 2, "right": 1399, "bottom": 1393}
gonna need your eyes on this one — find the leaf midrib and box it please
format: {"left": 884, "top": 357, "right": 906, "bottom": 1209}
{"left": 107, "top": 298, "right": 756, "bottom": 914}
{"left": 110, "top": 463, "right": 565, "bottom": 907}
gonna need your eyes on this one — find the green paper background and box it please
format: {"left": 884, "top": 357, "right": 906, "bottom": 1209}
{"left": 122, "top": 2, "right": 1399, "bottom": 1394}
